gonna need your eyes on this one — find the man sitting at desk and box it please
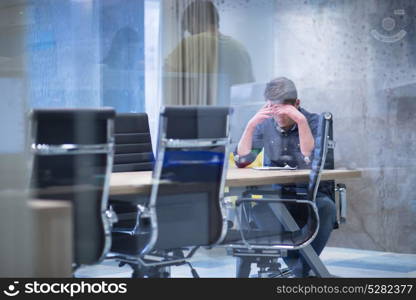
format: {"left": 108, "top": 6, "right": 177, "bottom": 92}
{"left": 234, "top": 77, "right": 336, "bottom": 277}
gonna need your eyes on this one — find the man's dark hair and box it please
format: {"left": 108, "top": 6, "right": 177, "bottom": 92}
{"left": 182, "top": 0, "right": 220, "bottom": 34}
{"left": 264, "top": 77, "right": 298, "bottom": 104}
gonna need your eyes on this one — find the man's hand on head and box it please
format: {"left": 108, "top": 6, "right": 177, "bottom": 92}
{"left": 272, "top": 104, "right": 306, "bottom": 124}
{"left": 248, "top": 103, "right": 273, "bottom": 128}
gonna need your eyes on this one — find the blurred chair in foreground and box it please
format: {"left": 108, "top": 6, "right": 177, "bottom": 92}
{"left": 109, "top": 106, "right": 232, "bottom": 278}
{"left": 31, "top": 108, "right": 116, "bottom": 271}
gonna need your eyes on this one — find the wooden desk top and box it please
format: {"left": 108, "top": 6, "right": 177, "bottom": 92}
{"left": 110, "top": 168, "right": 362, "bottom": 196}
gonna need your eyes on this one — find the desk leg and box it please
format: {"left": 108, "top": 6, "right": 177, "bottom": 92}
{"left": 268, "top": 203, "right": 332, "bottom": 278}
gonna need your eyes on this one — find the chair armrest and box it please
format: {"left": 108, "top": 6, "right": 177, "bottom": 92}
{"left": 228, "top": 195, "right": 320, "bottom": 250}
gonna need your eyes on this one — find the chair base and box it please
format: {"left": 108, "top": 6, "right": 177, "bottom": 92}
{"left": 250, "top": 267, "right": 294, "bottom": 278}
{"left": 109, "top": 247, "right": 200, "bottom": 278}
{"left": 125, "top": 262, "right": 171, "bottom": 278}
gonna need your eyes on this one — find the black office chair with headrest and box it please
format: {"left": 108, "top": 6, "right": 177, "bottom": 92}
{"left": 109, "top": 106, "right": 232, "bottom": 278}
{"left": 113, "top": 113, "right": 154, "bottom": 172}
{"left": 109, "top": 113, "right": 155, "bottom": 238}
{"left": 30, "top": 108, "right": 116, "bottom": 269}
{"left": 320, "top": 115, "right": 348, "bottom": 228}
{"left": 222, "top": 112, "right": 333, "bottom": 277}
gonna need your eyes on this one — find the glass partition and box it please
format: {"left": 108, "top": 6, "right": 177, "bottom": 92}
{"left": 1, "top": 0, "right": 415, "bottom": 277}
{"left": 0, "top": 0, "right": 33, "bottom": 276}
{"left": 158, "top": 0, "right": 416, "bottom": 256}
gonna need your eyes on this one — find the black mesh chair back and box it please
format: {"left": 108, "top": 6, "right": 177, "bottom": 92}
{"left": 109, "top": 113, "right": 154, "bottom": 234}
{"left": 162, "top": 106, "right": 229, "bottom": 140}
{"left": 31, "top": 108, "right": 115, "bottom": 267}
{"left": 320, "top": 113, "right": 336, "bottom": 204}
{"left": 316, "top": 114, "right": 345, "bottom": 228}
{"left": 307, "top": 113, "right": 333, "bottom": 201}
{"left": 113, "top": 113, "right": 154, "bottom": 172}
{"left": 324, "top": 114, "right": 334, "bottom": 170}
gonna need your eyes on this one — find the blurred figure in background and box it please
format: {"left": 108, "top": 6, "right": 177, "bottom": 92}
{"left": 163, "top": 0, "right": 254, "bottom": 106}
{"left": 102, "top": 27, "right": 144, "bottom": 112}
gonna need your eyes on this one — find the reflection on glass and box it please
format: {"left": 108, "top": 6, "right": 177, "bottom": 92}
{"left": 162, "top": 0, "right": 254, "bottom": 106}
{"left": 0, "top": 0, "right": 33, "bottom": 276}
{"left": 102, "top": 26, "right": 144, "bottom": 112}
{"left": 273, "top": 0, "right": 416, "bottom": 255}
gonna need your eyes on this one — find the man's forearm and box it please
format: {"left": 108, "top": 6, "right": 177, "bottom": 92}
{"left": 237, "top": 123, "right": 256, "bottom": 156}
{"left": 297, "top": 117, "right": 315, "bottom": 157}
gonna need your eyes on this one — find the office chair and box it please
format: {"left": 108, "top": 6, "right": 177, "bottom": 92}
{"left": 109, "top": 106, "right": 232, "bottom": 278}
{"left": 112, "top": 113, "right": 154, "bottom": 172}
{"left": 222, "top": 112, "right": 336, "bottom": 278}
{"left": 30, "top": 108, "right": 117, "bottom": 269}
{"left": 323, "top": 119, "right": 348, "bottom": 228}
{"left": 108, "top": 113, "right": 155, "bottom": 250}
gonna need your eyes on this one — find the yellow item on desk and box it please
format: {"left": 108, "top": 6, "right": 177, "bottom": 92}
{"left": 228, "top": 151, "right": 264, "bottom": 168}
{"left": 226, "top": 151, "right": 264, "bottom": 209}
